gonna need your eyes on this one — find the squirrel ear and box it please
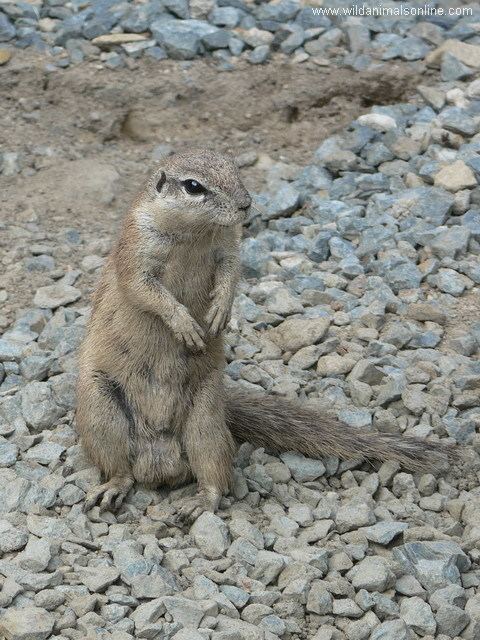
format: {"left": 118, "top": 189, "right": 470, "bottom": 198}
{"left": 155, "top": 171, "right": 166, "bottom": 193}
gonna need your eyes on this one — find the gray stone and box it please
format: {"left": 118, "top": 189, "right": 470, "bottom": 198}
{"left": 360, "top": 521, "right": 408, "bottom": 545}
{"left": 382, "top": 187, "right": 454, "bottom": 225}
{"left": 370, "top": 619, "right": 410, "bottom": 640}
{"left": 0, "top": 438, "right": 18, "bottom": 467}
{"left": 346, "top": 556, "right": 395, "bottom": 591}
{"left": 268, "top": 316, "right": 330, "bottom": 352}
{"left": 435, "top": 603, "right": 470, "bottom": 637}
{"left": 25, "top": 441, "right": 66, "bottom": 465}
{"left": 441, "top": 51, "right": 476, "bottom": 81}
{"left": 251, "top": 550, "right": 285, "bottom": 585}
{"left": 190, "top": 511, "right": 230, "bottom": 559}
{"left": 163, "top": 0, "right": 190, "bottom": 19}
{"left": 431, "top": 268, "right": 471, "bottom": 295}
{"left": 0, "top": 14, "right": 16, "bottom": 42}
{"left": 21, "top": 382, "right": 65, "bottom": 431}
{"left": 151, "top": 19, "right": 205, "bottom": 59}
{"left": 280, "top": 452, "right": 326, "bottom": 482}
{"left": 33, "top": 284, "right": 81, "bottom": 309}
{"left": 210, "top": 7, "right": 242, "bottom": 28}
{"left": 112, "top": 541, "right": 151, "bottom": 583}
{"left": 19, "top": 536, "right": 52, "bottom": 573}
{"left": 306, "top": 581, "right": 333, "bottom": 614}
{"left": 0, "top": 520, "right": 28, "bottom": 553}
{"left": 336, "top": 503, "right": 375, "bottom": 533}
{"left": 308, "top": 231, "right": 333, "bottom": 262}
{"left": 0, "top": 339, "right": 24, "bottom": 363}
{"left": 78, "top": 566, "right": 120, "bottom": 592}
{"left": 393, "top": 541, "right": 471, "bottom": 592}
{"left": 263, "top": 182, "right": 300, "bottom": 219}
{"left": 400, "top": 596, "right": 436, "bottom": 636}
{"left": 0, "top": 606, "right": 54, "bottom": 640}
{"left": 162, "top": 596, "right": 206, "bottom": 628}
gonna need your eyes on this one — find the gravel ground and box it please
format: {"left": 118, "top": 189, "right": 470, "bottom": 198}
{"left": 1, "top": 1, "right": 480, "bottom": 640}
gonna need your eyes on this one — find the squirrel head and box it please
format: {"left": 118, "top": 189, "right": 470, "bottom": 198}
{"left": 138, "top": 149, "right": 251, "bottom": 233}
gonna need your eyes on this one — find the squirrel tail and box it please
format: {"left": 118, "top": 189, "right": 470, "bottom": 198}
{"left": 225, "top": 389, "right": 456, "bottom": 472}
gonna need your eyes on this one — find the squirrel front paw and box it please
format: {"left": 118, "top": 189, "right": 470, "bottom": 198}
{"left": 205, "top": 293, "right": 232, "bottom": 336}
{"left": 172, "top": 310, "right": 206, "bottom": 352}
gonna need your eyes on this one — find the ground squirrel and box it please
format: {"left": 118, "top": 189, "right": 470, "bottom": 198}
{"left": 76, "top": 149, "right": 455, "bottom": 518}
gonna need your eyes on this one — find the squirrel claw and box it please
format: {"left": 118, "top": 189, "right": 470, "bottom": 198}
{"left": 174, "top": 489, "right": 221, "bottom": 525}
{"left": 83, "top": 477, "right": 133, "bottom": 513}
{"left": 205, "top": 301, "right": 229, "bottom": 336}
{"left": 173, "top": 318, "right": 206, "bottom": 352}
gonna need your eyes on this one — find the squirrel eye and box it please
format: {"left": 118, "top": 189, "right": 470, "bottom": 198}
{"left": 182, "top": 179, "right": 206, "bottom": 196}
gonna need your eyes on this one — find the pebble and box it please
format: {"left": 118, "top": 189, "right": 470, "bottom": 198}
{"left": 0, "top": 606, "right": 55, "bottom": 640}
{"left": 33, "top": 284, "right": 81, "bottom": 309}
{"left": 434, "top": 160, "right": 477, "bottom": 192}
{"left": 190, "top": 511, "right": 230, "bottom": 559}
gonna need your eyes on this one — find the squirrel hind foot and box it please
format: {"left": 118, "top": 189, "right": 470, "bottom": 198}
{"left": 174, "top": 485, "right": 222, "bottom": 525}
{"left": 83, "top": 476, "right": 134, "bottom": 513}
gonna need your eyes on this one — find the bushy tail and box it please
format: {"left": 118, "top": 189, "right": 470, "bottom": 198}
{"left": 225, "top": 389, "right": 457, "bottom": 473}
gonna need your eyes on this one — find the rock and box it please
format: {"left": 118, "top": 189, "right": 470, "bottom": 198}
{"left": 347, "top": 556, "right": 395, "bottom": 591}
{"left": 317, "top": 354, "right": 356, "bottom": 376}
{"left": 268, "top": 317, "right": 330, "bottom": 352}
{"left": 308, "top": 231, "right": 333, "bottom": 262}
{"left": 434, "top": 160, "right": 477, "bottom": 192}
{"left": 265, "top": 287, "right": 303, "bottom": 315}
{"left": 249, "top": 45, "right": 270, "bottom": 65}
{"left": 431, "top": 268, "right": 471, "bottom": 296}
{"left": 0, "top": 437, "right": 18, "bottom": 467}
{"left": 0, "top": 606, "right": 54, "bottom": 640}
{"left": 426, "top": 39, "right": 480, "bottom": 69}
{"left": 81, "top": 255, "right": 105, "bottom": 272}
{"left": 241, "top": 238, "right": 271, "bottom": 278}
{"left": 383, "top": 187, "right": 454, "bottom": 225}
{"left": 405, "top": 302, "right": 447, "bottom": 325}
{"left": 239, "top": 27, "right": 274, "bottom": 48}
{"left": 0, "top": 49, "right": 12, "bottom": 65}
{"left": 393, "top": 541, "right": 471, "bottom": 592}
{"left": 0, "top": 521, "right": 28, "bottom": 553}
{"left": 78, "top": 566, "right": 120, "bottom": 592}
{"left": 33, "top": 284, "right": 81, "bottom": 309}
{"left": 251, "top": 550, "right": 285, "bottom": 585}
{"left": 162, "top": 596, "right": 205, "bottom": 628}
{"left": 21, "top": 382, "right": 65, "bottom": 431}
{"left": 92, "top": 33, "right": 148, "bottom": 47}
{"left": 0, "top": 339, "right": 24, "bottom": 362}
{"left": 435, "top": 603, "right": 470, "bottom": 637}
{"left": 441, "top": 51, "right": 475, "bottom": 81}
{"left": 263, "top": 182, "right": 301, "bottom": 219}
{"left": 0, "top": 14, "right": 15, "bottom": 42}
{"left": 190, "top": 511, "right": 230, "bottom": 559}
{"left": 19, "top": 536, "right": 52, "bottom": 573}
{"left": 425, "top": 226, "right": 470, "bottom": 258}
{"left": 360, "top": 521, "right": 408, "bottom": 545}
{"left": 306, "top": 581, "right": 333, "bottom": 614}
{"left": 280, "top": 452, "right": 325, "bottom": 482}
{"left": 336, "top": 503, "right": 375, "bottom": 534}
{"left": 400, "top": 596, "right": 436, "bottom": 636}
{"left": 357, "top": 113, "right": 396, "bottom": 131}
{"left": 25, "top": 441, "right": 66, "bottom": 465}
{"left": 151, "top": 19, "right": 208, "bottom": 59}
{"left": 370, "top": 619, "right": 410, "bottom": 640}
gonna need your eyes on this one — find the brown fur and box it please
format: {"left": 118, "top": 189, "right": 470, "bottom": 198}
{"left": 76, "top": 149, "right": 456, "bottom": 516}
